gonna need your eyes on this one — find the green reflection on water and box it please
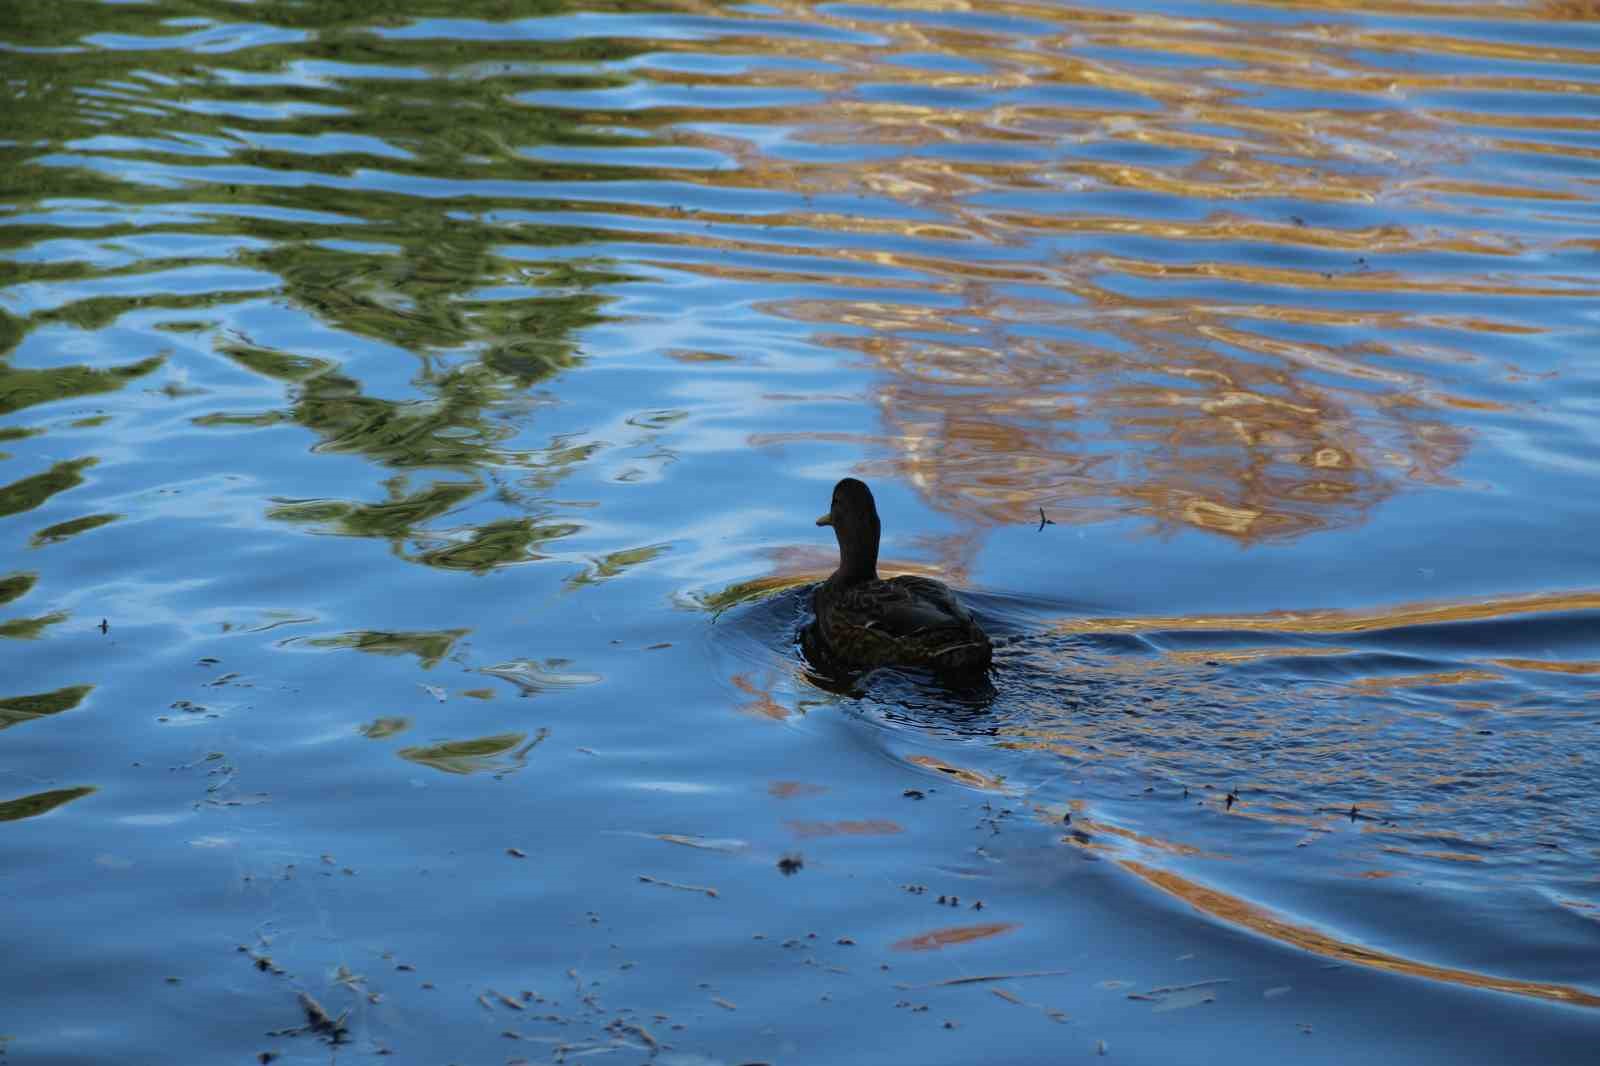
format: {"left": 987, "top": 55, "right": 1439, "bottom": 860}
{"left": 412, "top": 516, "right": 582, "bottom": 572}
{"left": 0, "top": 358, "right": 164, "bottom": 418}
{"left": 0, "top": 573, "right": 36, "bottom": 606}
{"left": 40, "top": 298, "right": 253, "bottom": 334}
{"left": 0, "top": 786, "right": 96, "bottom": 823}
{"left": 0, "top": 0, "right": 673, "bottom": 574}
{"left": 398, "top": 728, "right": 547, "bottom": 775}
{"left": 222, "top": 344, "right": 334, "bottom": 384}
{"left": 0, "top": 684, "right": 93, "bottom": 731}
{"left": 360, "top": 716, "right": 412, "bottom": 739}
{"left": 0, "top": 459, "right": 96, "bottom": 518}
{"left": 270, "top": 477, "right": 480, "bottom": 539}
{"left": 0, "top": 312, "right": 21, "bottom": 359}
{"left": 690, "top": 574, "right": 814, "bottom": 617}
{"left": 566, "top": 543, "right": 672, "bottom": 591}
{"left": 246, "top": 239, "right": 616, "bottom": 380}
{"left": 31, "top": 513, "right": 120, "bottom": 547}
{"left": 305, "top": 628, "right": 468, "bottom": 669}
{"left": 0, "top": 614, "right": 67, "bottom": 640}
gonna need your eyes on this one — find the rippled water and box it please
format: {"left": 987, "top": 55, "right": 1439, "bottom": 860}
{"left": 3, "top": 1, "right": 1599, "bottom": 1062}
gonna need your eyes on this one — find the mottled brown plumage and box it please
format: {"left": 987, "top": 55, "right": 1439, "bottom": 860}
{"left": 806, "top": 478, "right": 992, "bottom": 676}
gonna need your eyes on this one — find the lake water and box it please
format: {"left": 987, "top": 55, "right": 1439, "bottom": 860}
{"left": 2, "top": 1, "right": 1598, "bottom": 1063}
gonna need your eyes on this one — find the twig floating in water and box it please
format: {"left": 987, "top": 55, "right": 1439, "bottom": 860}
{"left": 489, "top": 988, "right": 524, "bottom": 1010}
{"left": 921, "top": 970, "right": 1071, "bottom": 988}
{"left": 638, "top": 874, "right": 718, "bottom": 898}
{"left": 1141, "top": 978, "right": 1233, "bottom": 996}
{"left": 612, "top": 1021, "right": 659, "bottom": 1051}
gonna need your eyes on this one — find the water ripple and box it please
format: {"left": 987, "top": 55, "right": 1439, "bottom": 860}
{"left": 3, "top": 0, "right": 1599, "bottom": 1060}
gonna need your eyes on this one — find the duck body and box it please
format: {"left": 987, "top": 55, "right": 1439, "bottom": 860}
{"left": 804, "top": 478, "right": 992, "bottom": 677}
{"left": 810, "top": 572, "right": 993, "bottom": 675}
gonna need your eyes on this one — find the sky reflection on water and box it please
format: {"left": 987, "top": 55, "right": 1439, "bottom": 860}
{"left": 2, "top": 0, "right": 1599, "bottom": 1062}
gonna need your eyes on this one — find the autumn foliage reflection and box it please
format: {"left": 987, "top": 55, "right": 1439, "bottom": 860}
{"left": 651, "top": 0, "right": 1592, "bottom": 542}
{"left": 834, "top": 289, "right": 1469, "bottom": 540}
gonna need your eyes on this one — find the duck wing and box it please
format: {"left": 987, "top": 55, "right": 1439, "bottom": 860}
{"left": 883, "top": 573, "right": 966, "bottom": 630}
{"left": 840, "top": 575, "right": 974, "bottom": 638}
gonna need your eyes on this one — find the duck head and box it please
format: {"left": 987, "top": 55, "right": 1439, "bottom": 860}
{"left": 816, "top": 477, "right": 880, "bottom": 582}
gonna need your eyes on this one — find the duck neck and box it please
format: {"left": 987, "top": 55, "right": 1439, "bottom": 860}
{"left": 833, "top": 518, "right": 880, "bottom": 584}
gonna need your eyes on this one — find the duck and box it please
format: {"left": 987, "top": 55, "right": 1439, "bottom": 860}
{"left": 804, "top": 477, "right": 992, "bottom": 677}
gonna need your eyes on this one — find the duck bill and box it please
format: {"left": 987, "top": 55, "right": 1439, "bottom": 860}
{"left": 815, "top": 512, "right": 833, "bottom": 526}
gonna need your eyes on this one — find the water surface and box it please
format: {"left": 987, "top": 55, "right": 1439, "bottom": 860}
{"left": 2, "top": 1, "right": 1598, "bottom": 1062}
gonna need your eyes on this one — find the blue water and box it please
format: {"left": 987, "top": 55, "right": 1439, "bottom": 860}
{"left": 2, "top": 1, "right": 1598, "bottom": 1062}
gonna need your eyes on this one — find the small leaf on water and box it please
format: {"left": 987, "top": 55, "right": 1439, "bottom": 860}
{"left": 891, "top": 922, "right": 1019, "bottom": 952}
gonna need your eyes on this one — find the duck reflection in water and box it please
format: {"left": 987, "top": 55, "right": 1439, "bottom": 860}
{"left": 802, "top": 478, "right": 993, "bottom": 687}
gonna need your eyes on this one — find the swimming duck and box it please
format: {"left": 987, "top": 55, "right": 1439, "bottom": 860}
{"left": 805, "top": 478, "right": 992, "bottom": 676}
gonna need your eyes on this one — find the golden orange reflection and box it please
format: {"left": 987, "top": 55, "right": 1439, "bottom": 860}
{"left": 1059, "top": 813, "right": 1215, "bottom": 859}
{"left": 730, "top": 672, "right": 790, "bottom": 721}
{"left": 891, "top": 922, "right": 1020, "bottom": 952}
{"left": 1051, "top": 588, "right": 1600, "bottom": 637}
{"left": 1122, "top": 860, "right": 1600, "bottom": 1008}
{"left": 905, "top": 754, "right": 1012, "bottom": 792}
{"left": 1350, "top": 669, "right": 1503, "bottom": 692}
{"left": 1162, "top": 645, "right": 1355, "bottom": 666}
{"left": 1492, "top": 658, "right": 1600, "bottom": 676}
{"left": 592, "top": 0, "right": 1599, "bottom": 541}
